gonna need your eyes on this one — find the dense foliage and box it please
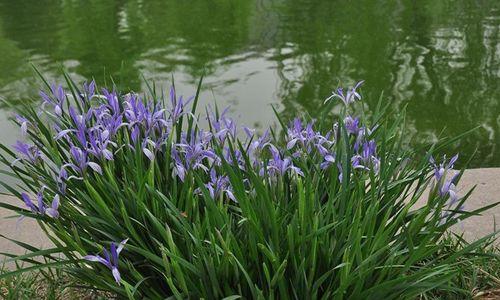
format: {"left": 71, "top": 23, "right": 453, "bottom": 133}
{"left": 0, "top": 75, "right": 496, "bottom": 299}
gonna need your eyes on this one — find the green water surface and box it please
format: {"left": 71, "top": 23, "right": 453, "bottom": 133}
{"left": 0, "top": 0, "right": 499, "bottom": 167}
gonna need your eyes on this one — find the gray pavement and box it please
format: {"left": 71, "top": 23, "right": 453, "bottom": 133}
{"left": 442, "top": 168, "right": 500, "bottom": 241}
{"left": 0, "top": 196, "right": 53, "bottom": 256}
{"left": 1, "top": 168, "right": 499, "bottom": 265}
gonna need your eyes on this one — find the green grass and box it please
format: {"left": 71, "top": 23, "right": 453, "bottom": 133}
{"left": 1, "top": 238, "right": 498, "bottom": 299}
{"left": 0, "top": 263, "right": 111, "bottom": 299}
{"left": 418, "top": 235, "right": 500, "bottom": 299}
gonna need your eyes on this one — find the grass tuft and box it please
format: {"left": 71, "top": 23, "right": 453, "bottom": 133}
{"left": 0, "top": 74, "right": 498, "bottom": 299}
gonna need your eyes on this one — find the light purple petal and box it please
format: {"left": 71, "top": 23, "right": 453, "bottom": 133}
{"left": 325, "top": 155, "right": 335, "bottom": 163}
{"left": 226, "top": 190, "right": 236, "bottom": 202}
{"left": 175, "top": 164, "right": 186, "bottom": 181}
{"left": 84, "top": 255, "right": 110, "bottom": 267}
{"left": 448, "top": 154, "right": 459, "bottom": 168}
{"left": 45, "top": 208, "right": 59, "bottom": 218}
{"left": 286, "top": 139, "right": 298, "bottom": 150}
{"left": 101, "top": 130, "right": 110, "bottom": 141}
{"left": 448, "top": 189, "right": 458, "bottom": 205}
{"left": 112, "top": 267, "right": 121, "bottom": 283}
{"left": 55, "top": 105, "right": 62, "bottom": 116}
{"left": 243, "top": 126, "right": 255, "bottom": 139}
{"left": 21, "top": 193, "right": 36, "bottom": 211}
{"left": 51, "top": 195, "right": 60, "bottom": 210}
{"left": 110, "top": 242, "right": 118, "bottom": 265}
{"left": 353, "top": 80, "right": 365, "bottom": 90}
{"left": 116, "top": 238, "right": 128, "bottom": 255}
{"left": 55, "top": 129, "right": 75, "bottom": 140}
{"left": 20, "top": 122, "right": 28, "bottom": 136}
{"left": 87, "top": 162, "right": 102, "bottom": 174}
{"left": 102, "top": 149, "right": 114, "bottom": 160}
{"left": 292, "top": 167, "right": 304, "bottom": 177}
{"left": 37, "top": 192, "right": 44, "bottom": 214}
{"left": 143, "top": 148, "right": 154, "bottom": 161}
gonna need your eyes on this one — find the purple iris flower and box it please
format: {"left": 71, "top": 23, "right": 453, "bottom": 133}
{"left": 21, "top": 190, "right": 60, "bottom": 218}
{"left": 223, "top": 147, "right": 245, "bottom": 170}
{"left": 208, "top": 107, "right": 237, "bottom": 144}
{"left": 130, "top": 125, "right": 140, "bottom": 145}
{"left": 141, "top": 133, "right": 169, "bottom": 161}
{"left": 127, "top": 125, "right": 164, "bottom": 161}
{"left": 337, "top": 162, "right": 344, "bottom": 182}
{"left": 324, "top": 81, "right": 364, "bottom": 105}
{"left": 69, "top": 106, "right": 88, "bottom": 129}
{"left": 313, "top": 135, "right": 336, "bottom": 169}
{"left": 124, "top": 94, "right": 168, "bottom": 134}
{"left": 172, "top": 133, "right": 217, "bottom": 180}
{"left": 12, "top": 141, "right": 41, "bottom": 164}
{"left": 103, "top": 112, "right": 126, "bottom": 136}
{"left": 56, "top": 167, "right": 68, "bottom": 195}
{"left": 320, "top": 152, "right": 336, "bottom": 170}
{"left": 169, "top": 87, "right": 193, "bottom": 125}
{"left": 40, "top": 84, "right": 66, "bottom": 116}
{"left": 92, "top": 102, "right": 126, "bottom": 136}
{"left": 242, "top": 127, "right": 271, "bottom": 167}
{"left": 439, "top": 174, "right": 459, "bottom": 198}
{"left": 84, "top": 239, "right": 128, "bottom": 284}
{"left": 82, "top": 80, "right": 96, "bottom": 100}
{"left": 243, "top": 126, "right": 255, "bottom": 140}
{"left": 247, "top": 128, "right": 270, "bottom": 152}
{"left": 221, "top": 117, "right": 237, "bottom": 142}
{"left": 124, "top": 93, "right": 147, "bottom": 126}
{"left": 142, "top": 146, "right": 155, "bottom": 161}
{"left": 439, "top": 175, "right": 461, "bottom": 222}
{"left": 430, "top": 154, "right": 461, "bottom": 212}
{"left": 430, "top": 154, "right": 458, "bottom": 182}
{"left": 52, "top": 84, "right": 66, "bottom": 103}
{"left": 87, "top": 128, "right": 115, "bottom": 160}
{"left": 171, "top": 149, "right": 187, "bottom": 181}
{"left": 38, "top": 89, "right": 54, "bottom": 110}
{"left": 351, "top": 140, "right": 380, "bottom": 172}
{"left": 55, "top": 106, "right": 94, "bottom": 144}
{"left": 263, "top": 145, "right": 304, "bottom": 177}
{"left": 148, "top": 104, "right": 169, "bottom": 132}
{"left": 352, "top": 124, "right": 378, "bottom": 152}
{"left": 286, "top": 118, "right": 319, "bottom": 152}
{"left": 54, "top": 127, "right": 75, "bottom": 141}
{"left": 62, "top": 146, "right": 102, "bottom": 178}
{"left": 102, "top": 89, "right": 121, "bottom": 116}
{"left": 15, "top": 115, "right": 31, "bottom": 136}
{"left": 344, "top": 116, "right": 360, "bottom": 135}
{"left": 196, "top": 169, "right": 236, "bottom": 201}
{"left": 285, "top": 119, "right": 337, "bottom": 164}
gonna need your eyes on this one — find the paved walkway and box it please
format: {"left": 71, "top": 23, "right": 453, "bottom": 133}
{"left": 440, "top": 168, "right": 500, "bottom": 241}
{"left": 1, "top": 168, "right": 499, "bottom": 265}
{"left": 0, "top": 196, "right": 53, "bottom": 264}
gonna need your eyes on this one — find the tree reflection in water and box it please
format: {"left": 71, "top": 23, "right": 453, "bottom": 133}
{"left": 0, "top": 0, "right": 498, "bottom": 167}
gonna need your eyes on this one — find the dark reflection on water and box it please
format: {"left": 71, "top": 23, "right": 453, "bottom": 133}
{"left": 0, "top": 0, "right": 498, "bottom": 167}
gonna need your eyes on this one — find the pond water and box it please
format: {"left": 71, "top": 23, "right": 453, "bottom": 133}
{"left": 0, "top": 0, "right": 499, "bottom": 167}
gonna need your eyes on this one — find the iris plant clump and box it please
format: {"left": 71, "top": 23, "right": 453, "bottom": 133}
{"left": 0, "top": 75, "right": 497, "bottom": 299}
